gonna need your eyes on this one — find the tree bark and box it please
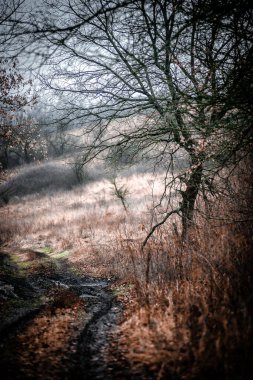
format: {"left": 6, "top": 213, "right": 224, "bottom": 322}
{"left": 4, "top": 147, "right": 9, "bottom": 169}
{"left": 181, "top": 163, "right": 203, "bottom": 240}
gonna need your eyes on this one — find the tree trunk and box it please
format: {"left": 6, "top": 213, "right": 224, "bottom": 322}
{"left": 24, "top": 144, "right": 30, "bottom": 163}
{"left": 4, "top": 147, "right": 9, "bottom": 169}
{"left": 181, "top": 163, "right": 203, "bottom": 240}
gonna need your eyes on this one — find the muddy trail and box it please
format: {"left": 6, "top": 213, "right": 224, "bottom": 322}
{"left": 0, "top": 249, "right": 125, "bottom": 380}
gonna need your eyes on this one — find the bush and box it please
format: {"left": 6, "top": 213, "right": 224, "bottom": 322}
{"left": 0, "top": 162, "right": 80, "bottom": 200}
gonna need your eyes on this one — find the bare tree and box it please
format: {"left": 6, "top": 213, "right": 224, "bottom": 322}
{"left": 2, "top": 0, "right": 252, "bottom": 239}
{"left": 0, "top": 56, "right": 39, "bottom": 167}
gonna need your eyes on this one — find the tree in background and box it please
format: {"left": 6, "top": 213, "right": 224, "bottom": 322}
{"left": 0, "top": 58, "right": 43, "bottom": 170}
{"left": 0, "top": 1, "right": 46, "bottom": 172}
{"left": 1, "top": 0, "right": 252, "bottom": 239}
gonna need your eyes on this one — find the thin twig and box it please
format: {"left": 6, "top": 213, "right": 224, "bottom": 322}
{"left": 142, "top": 208, "right": 181, "bottom": 249}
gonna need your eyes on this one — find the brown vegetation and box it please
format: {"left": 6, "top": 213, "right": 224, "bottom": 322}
{"left": 0, "top": 160, "right": 252, "bottom": 379}
{"left": 17, "top": 289, "right": 86, "bottom": 380}
{"left": 105, "top": 161, "right": 253, "bottom": 379}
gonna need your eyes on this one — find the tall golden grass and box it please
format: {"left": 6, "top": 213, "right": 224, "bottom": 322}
{"left": 0, "top": 160, "right": 252, "bottom": 379}
{"left": 107, "top": 161, "right": 253, "bottom": 380}
{"left": 0, "top": 170, "right": 168, "bottom": 275}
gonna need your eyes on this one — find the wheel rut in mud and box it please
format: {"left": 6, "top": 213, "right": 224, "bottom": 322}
{"left": 73, "top": 291, "right": 122, "bottom": 380}
{"left": 0, "top": 250, "right": 123, "bottom": 380}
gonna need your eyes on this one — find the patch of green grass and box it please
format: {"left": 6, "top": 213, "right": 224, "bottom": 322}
{"left": 38, "top": 246, "right": 54, "bottom": 254}
{"left": 0, "top": 253, "right": 22, "bottom": 278}
{"left": 5, "top": 254, "right": 36, "bottom": 277}
{"left": 15, "top": 260, "right": 33, "bottom": 274}
{"left": 11, "top": 254, "right": 22, "bottom": 264}
{"left": 15, "top": 256, "right": 49, "bottom": 272}
{"left": 15, "top": 257, "right": 58, "bottom": 277}
{"left": 50, "top": 250, "right": 70, "bottom": 260}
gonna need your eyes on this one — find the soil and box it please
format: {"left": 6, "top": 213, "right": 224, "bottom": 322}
{"left": 0, "top": 249, "right": 124, "bottom": 380}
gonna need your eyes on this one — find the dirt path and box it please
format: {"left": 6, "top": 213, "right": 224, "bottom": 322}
{"left": 0, "top": 250, "right": 123, "bottom": 380}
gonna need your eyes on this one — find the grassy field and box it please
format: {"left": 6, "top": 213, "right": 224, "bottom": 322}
{"left": 1, "top": 161, "right": 252, "bottom": 379}
{"left": 0, "top": 165, "right": 172, "bottom": 276}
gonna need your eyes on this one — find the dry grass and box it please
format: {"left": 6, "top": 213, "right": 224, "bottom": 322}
{"left": 106, "top": 167, "right": 253, "bottom": 379}
{"left": 109, "top": 220, "right": 252, "bottom": 379}
{"left": 0, "top": 160, "right": 252, "bottom": 379}
{"left": 0, "top": 169, "right": 172, "bottom": 277}
{"left": 17, "top": 289, "right": 87, "bottom": 380}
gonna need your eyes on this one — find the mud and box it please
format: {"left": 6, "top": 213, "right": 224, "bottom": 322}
{"left": 0, "top": 250, "right": 124, "bottom": 380}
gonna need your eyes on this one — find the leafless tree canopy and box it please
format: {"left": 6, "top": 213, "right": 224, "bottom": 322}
{"left": 1, "top": 0, "right": 252, "bottom": 238}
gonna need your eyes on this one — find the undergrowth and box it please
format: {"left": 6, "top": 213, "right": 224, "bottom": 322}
{"left": 107, "top": 165, "right": 253, "bottom": 379}
{"left": 0, "top": 160, "right": 252, "bottom": 379}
